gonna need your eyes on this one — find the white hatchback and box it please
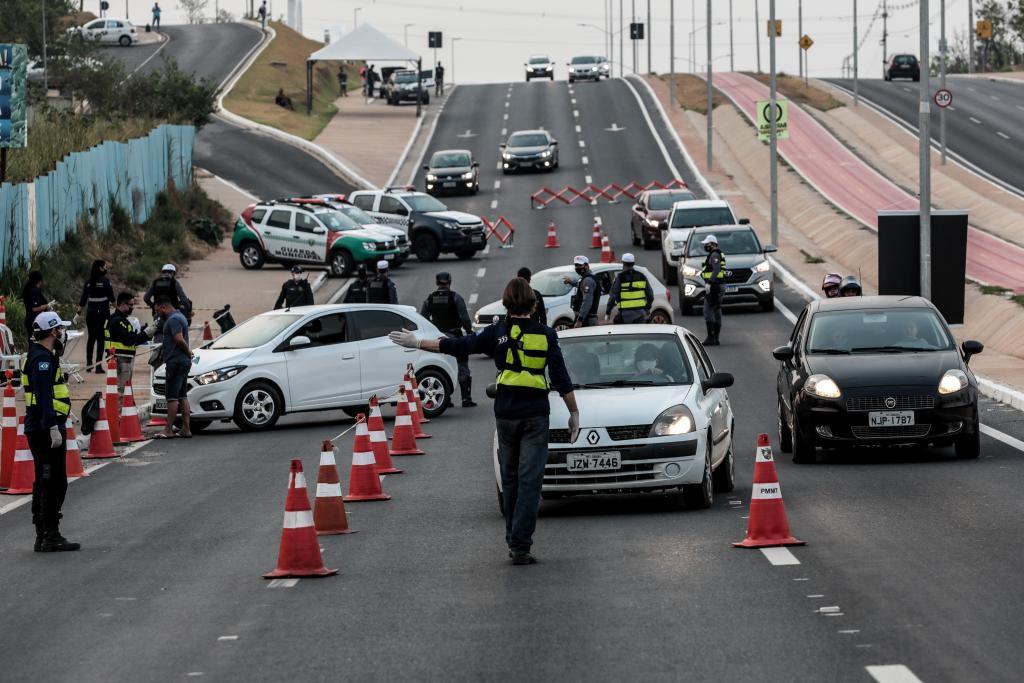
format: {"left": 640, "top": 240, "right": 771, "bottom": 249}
{"left": 150, "top": 304, "right": 459, "bottom": 431}
{"left": 492, "top": 325, "right": 736, "bottom": 510}
{"left": 67, "top": 18, "right": 137, "bottom": 46}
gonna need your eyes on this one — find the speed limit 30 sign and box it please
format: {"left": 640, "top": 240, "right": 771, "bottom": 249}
{"left": 933, "top": 88, "right": 953, "bottom": 108}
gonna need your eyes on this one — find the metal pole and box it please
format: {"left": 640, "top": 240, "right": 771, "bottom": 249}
{"left": 647, "top": 0, "right": 651, "bottom": 74}
{"left": 940, "top": 0, "right": 946, "bottom": 165}
{"left": 416, "top": 57, "right": 422, "bottom": 119}
{"left": 707, "top": 0, "right": 713, "bottom": 171}
{"left": 690, "top": 0, "right": 696, "bottom": 74}
{"left": 670, "top": 0, "right": 676, "bottom": 107}
{"left": 755, "top": 0, "right": 761, "bottom": 72}
{"left": 919, "top": 0, "right": 931, "bottom": 299}
{"left": 769, "top": 0, "right": 778, "bottom": 247}
{"left": 632, "top": 0, "right": 637, "bottom": 75}
{"left": 798, "top": 0, "right": 802, "bottom": 79}
{"left": 728, "top": 0, "right": 734, "bottom": 71}
{"left": 967, "top": 0, "right": 974, "bottom": 74}
{"left": 853, "top": 0, "right": 858, "bottom": 105}
{"left": 42, "top": 0, "right": 48, "bottom": 92}
{"left": 882, "top": 0, "right": 888, "bottom": 67}
{"left": 606, "top": 0, "right": 610, "bottom": 64}
{"left": 620, "top": 0, "right": 624, "bottom": 77}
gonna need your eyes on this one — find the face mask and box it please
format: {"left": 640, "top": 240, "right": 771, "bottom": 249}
{"left": 293, "top": 274, "right": 302, "bottom": 282}
{"left": 574, "top": 266, "right": 586, "bottom": 277}
{"left": 636, "top": 359, "right": 656, "bottom": 372}
{"left": 53, "top": 329, "right": 67, "bottom": 356}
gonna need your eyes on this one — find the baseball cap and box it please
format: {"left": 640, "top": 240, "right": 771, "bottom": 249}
{"left": 32, "top": 311, "right": 72, "bottom": 332}
{"left": 701, "top": 235, "right": 718, "bottom": 245}
{"left": 435, "top": 271, "right": 451, "bottom": 284}
{"left": 376, "top": 260, "right": 390, "bottom": 270}
{"left": 161, "top": 263, "right": 177, "bottom": 273}
{"left": 573, "top": 255, "right": 589, "bottom": 266}
{"left": 621, "top": 253, "right": 636, "bottom": 263}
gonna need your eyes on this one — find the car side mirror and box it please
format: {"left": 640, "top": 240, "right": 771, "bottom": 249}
{"left": 313, "top": 227, "right": 327, "bottom": 235}
{"left": 763, "top": 244, "right": 778, "bottom": 253}
{"left": 961, "top": 340, "right": 984, "bottom": 363}
{"left": 701, "top": 372, "right": 734, "bottom": 392}
{"left": 394, "top": 207, "right": 409, "bottom": 216}
{"left": 634, "top": 204, "right": 645, "bottom": 213}
{"left": 498, "top": 143, "right": 506, "bottom": 149}
{"left": 471, "top": 161, "right": 479, "bottom": 168}
{"left": 550, "top": 140, "right": 558, "bottom": 145}
{"left": 772, "top": 344, "right": 794, "bottom": 362}
{"left": 659, "top": 223, "right": 669, "bottom": 230}
{"left": 422, "top": 165, "right": 430, "bottom": 170}
{"left": 738, "top": 218, "right": 750, "bottom": 225}
{"left": 289, "top": 335, "right": 311, "bottom": 348}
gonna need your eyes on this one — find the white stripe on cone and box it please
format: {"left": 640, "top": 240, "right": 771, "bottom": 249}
{"left": 356, "top": 421, "right": 369, "bottom": 437}
{"left": 282, "top": 509, "right": 314, "bottom": 528}
{"left": 319, "top": 450, "right": 336, "bottom": 466}
{"left": 293, "top": 472, "right": 307, "bottom": 490}
{"left": 13, "top": 448, "right": 32, "bottom": 462}
{"left": 2, "top": 417, "right": 14, "bottom": 427}
{"left": 751, "top": 482, "right": 782, "bottom": 500}
{"left": 123, "top": 406, "right": 139, "bottom": 416}
{"left": 353, "top": 449, "right": 375, "bottom": 466}
{"left": 369, "top": 431, "right": 386, "bottom": 443}
{"left": 94, "top": 420, "right": 109, "bottom": 430}
{"left": 395, "top": 415, "right": 412, "bottom": 426}
{"left": 316, "top": 482, "right": 342, "bottom": 498}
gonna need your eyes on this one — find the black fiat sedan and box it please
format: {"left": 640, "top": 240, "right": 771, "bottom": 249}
{"left": 773, "top": 296, "right": 984, "bottom": 463}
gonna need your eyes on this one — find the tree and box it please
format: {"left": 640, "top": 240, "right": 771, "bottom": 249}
{"left": 1009, "top": 0, "right": 1024, "bottom": 51}
{"left": 0, "top": 0, "right": 79, "bottom": 58}
{"left": 177, "top": 0, "right": 209, "bottom": 25}
{"left": 976, "top": 0, "right": 1022, "bottom": 70}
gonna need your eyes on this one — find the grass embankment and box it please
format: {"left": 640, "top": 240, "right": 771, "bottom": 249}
{"left": 745, "top": 72, "right": 844, "bottom": 111}
{"left": 657, "top": 74, "right": 724, "bottom": 114}
{"left": 224, "top": 21, "right": 359, "bottom": 141}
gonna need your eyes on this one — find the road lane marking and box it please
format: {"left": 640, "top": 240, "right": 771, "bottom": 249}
{"left": 793, "top": 577, "right": 809, "bottom": 581}
{"left": 267, "top": 579, "right": 298, "bottom": 588}
{"left": 866, "top": 665, "right": 924, "bottom": 683}
{"left": 496, "top": 161, "right": 502, "bottom": 170}
{"left": 585, "top": 175, "right": 592, "bottom": 184}
{"left": 1017, "top": 104, "right": 1024, "bottom": 111}
{"left": 573, "top": 110, "right": 579, "bottom": 117}
{"left": 594, "top": 216, "right": 602, "bottom": 226}
{"left": 948, "top": 105, "right": 955, "bottom": 111}
{"left": 481, "top": 243, "right": 490, "bottom": 255}
{"left": 980, "top": 424, "right": 1024, "bottom": 453}
{"left": 503, "top": 113, "right": 508, "bottom": 120}
{"left": 501, "top": 128, "right": 506, "bottom": 136}
{"left": 579, "top": 140, "right": 586, "bottom": 148}
{"left": 991, "top": 95, "right": 1000, "bottom": 101}
{"left": 839, "top": 629, "right": 861, "bottom": 634}
{"left": 970, "top": 116, "right": 981, "bottom": 124}
{"left": 468, "top": 293, "right": 478, "bottom": 305}
{"left": 493, "top": 180, "right": 501, "bottom": 190}
{"left": 997, "top": 131, "right": 1011, "bottom": 140}
{"left": 575, "top": 125, "right": 581, "bottom": 133}
{"left": 218, "top": 636, "right": 239, "bottom": 641}
{"left": 902, "top": 87, "right": 912, "bottom": 93}
{"left": 817, "top": 606, "right": 841, "bottom": 614}
{"left": 806, "top": 594, "right": 825, "bottom": 598}
{"left": 186, "top": 673, "right": 205, "bottom": 677}
{"left": 490, "top": 199, "right": 498, "bottom": 209}
{"left": 760, "top": 547, "right": 800, "bottom": 565}
{"left": 571, "top": 98, "right": 577, "bottom": 104}
{"left": 505, "top": 102, "right": 509, "bottom": 108}
{"left": 476, "top": 268, "right": 486, "bottom": 278}
{"left": 581, "top": 155, "right": 589, "bottom": 164}
{"left": 968, "top": 86, "right": 976, "bottom": 92}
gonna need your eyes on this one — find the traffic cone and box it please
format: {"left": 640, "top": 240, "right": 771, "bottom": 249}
{"left": 403, "top": 373, "right": 430, "bottom": 439}
{"left": 147, "top": 367, "right": 168, "bottom": 428}
{"left": 733, "top": 434, "right": 805, "bottom": 548}
{"left": 590, "top": 222, "right": 602, "bottom": 248}
{"left": 368, "top": 396, "right": 402, "bottom": 474}
{"left": 84, "top": 393, "right": 117, "bottom": 459}
{"left": 1, "top": 418, "right": 33, "bottom": 495}
{"left": 344, "top": 416, "right": 391, "bottom": 501}
{"left": 600, "top": 232, "right": 615, "bottom": 263}
{"left": 389, "top": 387, "right": 424, "bottom": 456}
{"left": 313, "top": 440, "right": 355, "bottom": 535}
{"left": 104, "top": 355, "right": 122, "bottom": 445}
{"left": 118, "top": 379, "right": 146, "bottom": 443}
{"left": 264, "top": 459, "right": 338, "bottom": 578}
{"left": 0, "top": 376, "right": 17, "bottom": 490}
{"left": 544, "top": 220, "right": 560, "bottom": 248}
{"left": 65, "top": 417, "right": 87, "bottom": 479}
{"left": 202, "top": 321, "right": 214, "bottom": 341}
{"left": 0, "top": 295, "right": 6, "bottom": 327}
{"left": 405, "top": 363, "right": 429, "bottom": 423}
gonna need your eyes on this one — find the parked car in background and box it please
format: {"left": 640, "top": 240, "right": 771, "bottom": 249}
{"left": 660, "top": 199, "right": 741, "bottom": 286}
{"left": 384, "top": 69, "right": 430, "bottom": 105}
{"left": 678, "top": 224, "right": 776, "bottom": 315}
{"left": 630, "top": 188, "right": 697, "bottom": 249}
{"left": 423, "top": 149, "right": 480, "bottom": 195}
{"left": 66, "top": 18, "right": 137, "bottom": 46}
{"left": 884, "top": 54, "right": 920, "bottom": 81}
{"left": 525, "top": 55, "right": 555, "bottom": 81}
{"left": 297, "top": 195, "right": 410, "bottom": 266}
{"left": 500, "top": 129, "right": 559, "bottom": 173}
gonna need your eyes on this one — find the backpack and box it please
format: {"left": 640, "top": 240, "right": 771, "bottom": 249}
{"left": 80, "top": 391, "right": 102, "bottom": 435}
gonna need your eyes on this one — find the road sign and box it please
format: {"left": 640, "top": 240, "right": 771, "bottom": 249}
{"left": 428, "top": 31, "right": 442, "bottom": 48}
{"left": 756, "top": 99, "right": 789, "bottom": 141}
{"left": 767, "top": 20, "right": 782, "bottom": 37}
{"left": 630, "top": 22, "right": 645, "bottom": 40}
{"left": 933, "top": 88, "right": 953, "bottom": 108}
{"left": 0, "top": 44, "right": 28, "bottom": 150}
{"left": 976, "top": 20, "right": 993, "bottom": 39}
{"left": 799, "top": 35, "right": 813, "bottom": 50}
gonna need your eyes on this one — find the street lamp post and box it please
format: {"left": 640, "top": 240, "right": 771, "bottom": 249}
{"left": 919, "top": 0, "right": 932, "bottom": 299}
{"left": 728, "top": 0, "right": 734, "bottom": 71}
{"left": 940, "top": 0, "right": 947, "bottom": 165}
{"left": 798, "top": 0, "right": 803, "bottom": 80}
{"left": 670, "top": 0, "right": 675, "bottom": 107}
{"left": 769, "top": 0, "right": 778, "bottom": 247}
{"left": 707, "top": 0, "right": 713, "bottom": 171}
{"left": 755, "top": 0, "right": 761, "bottom": 72}
{"left": 404, "top": 23, "right": 414, "bottom": 47}
{"left": 853, "top": 0, "right": 859, "bottom": 105}
{"left": 968, "top": 0, "right": 975, "bottom": 74}
{"left": 620, "top": 0, "right": 624, "bottom": 77}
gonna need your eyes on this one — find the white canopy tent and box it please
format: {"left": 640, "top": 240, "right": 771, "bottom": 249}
{"left": 306, "top": 23, "right": 425, "bottom": 116}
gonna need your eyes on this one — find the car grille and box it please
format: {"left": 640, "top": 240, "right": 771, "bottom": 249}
{"left": 723, "top": 268, "right": 752, "bottom": 284}
{"left": 851, "top": 425, "right": 931, "bottom": 439}
{"left": 846, "top": 395, "right": 935, "bottom": 412}
{"left": 511, "top": 153, "right": 543, "bottom": 162}
{"left": 153, "top": 382, "right": 165, "bottom": 397}
{"left": 606, "top": 424, "right": 650, "bottom": 441}
{"left": 375, "top": 241, "right": 396, "bottom": 251}
{"left": 549, "top": 428, "right": 570, "bottom": 443}
{"left": 544, "top": 463, "right": 661, "bottom": 487}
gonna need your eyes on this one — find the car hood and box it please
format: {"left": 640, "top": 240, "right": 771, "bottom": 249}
{"left": 475, "top": 292, "right": 567, "bottom": 321}
{"left": 154, "top": 347, "right": 257, "bottom": 378}
{"left": 362, "top": 222, "right": 403, "bottom": 236}
{"left": 424, "top": 210, "right": 482, "bottom": 225}
{"left": 429, "top": 165, "right": 472, "bottom": 176}
{"left": 808, "top": 350, "right": 961, "bottom": 388}
{"left": 550, "top": 384, "right": 694, "bottom": 426}
{"left": 683, "top": 252, "right": 766, "bottom": 268}
{"left": 506, "top": 145, "right": 550, "bottom": 155}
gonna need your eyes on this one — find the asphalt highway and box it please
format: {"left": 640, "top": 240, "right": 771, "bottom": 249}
{"left": 2, "top": 75, "right": 1023, "bottom": 682}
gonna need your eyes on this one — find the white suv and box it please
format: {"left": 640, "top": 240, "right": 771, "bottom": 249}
{"left": 660, "top": 199, "right": 741, "bottom": 286}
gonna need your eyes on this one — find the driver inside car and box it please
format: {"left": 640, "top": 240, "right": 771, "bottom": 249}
{"left": 630, "top": 343, "right": 671, "bottom": 383}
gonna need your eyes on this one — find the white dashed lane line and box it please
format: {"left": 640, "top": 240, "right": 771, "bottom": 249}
{"left": 997, "top": 131, "right": 1011, "bottom": 140}
{"left": 575, "top": 124, "right": 581, "bottom": 133}
{"left": 969, "top": 116, "right": 981, "bottom": 124}
{"left": 476, "top": 268, "right": 486, "bottom": 278}
{"left": 760, "top": 547, "right": 801, "bottom": 565}
{"left": 573, "top": 110, "right": 579, "bottom": 117}
{"left": 266, "top": 579, "right": 298, "bottom": 588}
{"left": 493, "top": 180, "right": 501, "bottom": 190}
{"left": 866, "top": 664, "right": 924, "bottom": 683}
{"left": 503, "top": 113, "right": 508, "bottom": 120}
{"left": 217, "top": 636, "right": 239, "bottom": 642}
{"left": 468, "top": 293, "right": 478, "bottom": 305}
{"left": 585, "top": 174, "right": 592, "bottom": 184}
{"left": 581, "top": 155, "right": 589, "bottom": 164}
{"left": 490, "top": 199, "right": 498, "bottom": 210}
{"left": 501, "top": 128, "right": 507, "bottom": 136}
{"left": 578, "top": 140, "right": 586, "bottom": 148}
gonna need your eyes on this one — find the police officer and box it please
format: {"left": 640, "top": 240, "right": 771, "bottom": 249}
{"left": 344, "top": 264, "right": 370, "bottom": 303}
{"left": 607, "top": 253, "right": 653, "bottom": 324}
{"left": 389, "top": 278, "right": 579, "bottom": 565}
{"left": 105, "top": 292, "right": 157, "bottom": 409}
{"left": 23, "top": 312, "right": 79, "bottom": 552}
{"left": 75, "top": 259, "right": 115, "bottom": 373}
{"left": 143, "top": 263, "right": 192, "bottom": 321}
{"left": 839, "top": 275, "right": 863, "bottom": 297}
{"left": 275, "top": 265, "right": 315, "bottom": 309}
{"left": 421, "top": 272, "right": 476, "bottom": 407}
{"left": 366, "top": 260, "right": 398, "bottom": 304}
{"left": 517, "top": 267, "right": 547, "bottom": 325}
{"left": 700, "top": 234, "right": 725, "bottom": 346}
{"left": 566, "top": 255, "right": 599, "bottom": 328}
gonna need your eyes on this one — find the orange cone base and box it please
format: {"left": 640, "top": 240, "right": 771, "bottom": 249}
{"left": 343, "top": 492, "right": 391, "bottom": 502}
{"left": 147, "top": 416, "right": 168, "bottom": 427}
{"left": 81, "top": 450, "right": 118, "bottom": 460}
{"left": 412, "top": 431, "right": 431, "bottom": 439}
{"left": 390, "top": 447, "right": 424, "bottom": 456}
{"left": 733, "top": 536, "right": 805, "bottom": 548}
{"left": 264, "top": 566, "right": 338, "bottom": 578}
{"left": 376, "top": 465, "right": 403, "bottom": 474}
{"left": 317, "top": 527, "right": 358, "bottom": 536}
{"left": 0, "top": 487, "right": 32, "bottom": 495}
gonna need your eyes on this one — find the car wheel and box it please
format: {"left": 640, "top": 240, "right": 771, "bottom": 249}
{"left": 760, "top": 296, "right": 775, "bottom": 312}
{"left": 631, "top": 226, "right": 642, "bottom": 246}
{"left": 954, "top": 422, "right": 981, "bottom": 459}
{"left": 413, "top": 233, "right": 441, "bottom": 262}
{"left": 662, "top": 254, "right": 678, "bottom": 286}
{"left": 415, "top": 367, "right": 451, "bottom": 417}
{"left": 239, "top": 243, "right": 265, "bottom": 270}
{"left": 233, "top": 382, "right": 283, "bottom": 431}
{"left": 791, "top": 416, "right": 816, "bottom": 464}
{"left": 682, "top": 439, "right": 714, "bottom": 509}
{"left": 912, "top": 75, "right": 920, "bottom": 82}
{"left": 649, "top": 309, "right": 671, "bottom": 325}
{"left": 329, "top": 249, "right": 353, "bottom": 277}
{"left": 553, "top": 318, "right": 573, "bottom": 331}
{"left": 455, "top": 246, "right": 477, "bottom": 260}
{"left": 119, "top": 35, "right": 131, "bottom": 47}
{"left": 778, "top": 399, "right": 793, "bottom": 453}
{"left": 189, "top": 419, "right": 212, "bottom": 433}
{"left": 341, "top": 405, "right": 369, "bottom": 419}
{"left": 712, "top": 429, "right": 735, "bottom": 493}
{"left": 496, "top": 484, "right": 506, "bottom": 515}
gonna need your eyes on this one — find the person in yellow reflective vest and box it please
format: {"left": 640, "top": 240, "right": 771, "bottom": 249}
{"left": 389, "top": 278, "right": 579, "bottom": 566}
{"left": 700, "top": 234, "right": 726, "bottom": 346}
{"left": 105, "top": 292, "right": 158, "bottom": 410}
{"left": 607, "top": 253, "right": 654, "bottom": 324}
{"left": 22, "top": 311, "right": 79, "bottom": 552}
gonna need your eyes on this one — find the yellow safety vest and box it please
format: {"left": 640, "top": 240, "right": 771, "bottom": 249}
{"left": 701, "top": 250, "right": 727, "bottom": 282}
{"left": 104, "top": 316, "right": 137, "bottom": 356}
{"left": 618, "top": 274, "right": 648, "bottom": 310}
{"left": 21, "top": 354, "right": 71, "bottom": 417}
{"left": 496, "top": 324, "right": 549, "bottom": 391}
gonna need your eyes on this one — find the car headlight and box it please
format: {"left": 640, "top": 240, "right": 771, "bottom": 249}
{"left": 502, "top": 152, "right": 513, "bottom": 160}
{"left": 752, "top": 260, "right": 771, "bottom": 273}
{"left": 461, "top": 171, "right": 474, "bottom": 179}
{"left": 540, "top": 149, "right": 552, "bottom": 158}
{"left": 938, "top": 369, "right": 969, "bottom": 395}
{"left": 527, "top": 66, "right": 535, "bottom": 71}
{"left": 440, "top": 220, "right": 459, "bottom": 230}
{"left": 645, "top": 218, "right": 661, "bottom": 227}
{"left": 194, "top": 366, "right": 246, "bottom": 386}
{"left": 362, "top": 241, "right": 378, "bottom": 250}
{"left": 473, "top": 314, "right": 480, "bottom": 324}
{"left": 569, "top": 67, "right": 576, "bottom": 72}
{"left": 681, "top": 265, "right": 699, "bottom": 277}
{"left": 649, "top": 405, "right": 695, "bottom": 437}
{"left": 672, "top": 240, "right": 686, "bottom": 249}
{"left": 426, "top": 174, "right": 437, "bottom": 181}
{"left": 805, "top": 374, "right": 842, "bottom": 399}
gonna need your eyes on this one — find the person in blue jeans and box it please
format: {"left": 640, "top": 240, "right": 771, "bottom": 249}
{"left": 391, "top": 277, "right": 579, "bottom": 565}
{"left": 154, "top": 296, "right": 193, "bottom": 439}
{"left": 151, "top": 3, "right": 161, "bottom": 29}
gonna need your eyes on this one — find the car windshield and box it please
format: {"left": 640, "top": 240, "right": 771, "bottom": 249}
{"left": 394, "top": 72, "right": 417, "bottom": 83}
{"left": 806, "top": 308, "right": 954, "bottom": 354}
{"left": 508, "top": 133, "right": 549, "bottom": 147}
{"left": 571, "top": 56, "right": 597, "bottom": 64}
{"left": 688, "top": 229, "right": 761, "bottom": 257}
{"left": 316, "top": 210, "right": 362, "bottom": 231}
{"left": 529, "top": 57, "right": 550, "bottom": 64}
{"left": 670, "top": 206, "right": 734, "bottom": 229}
{"left": 209, "top": 314, "right": 302, "bottom": 350}
{"left": 431, "top": 152, "right": 471, "bottom": 168}
{"left": 334, "top": 204, "right": 376, "bottom": 225}
{"left": 530, "top": 270, "right": 575, "bottom": 297}
{"left": 560, "top": 334, "right": 693, "bottom": 387}
{"left": 649, "top": 191, "right": 696, "bottom": 210}
{"left": 404, "top": 195, "right": 448, "bottom": 212}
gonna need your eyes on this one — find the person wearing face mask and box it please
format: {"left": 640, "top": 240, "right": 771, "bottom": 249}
{"left": 275, "top": 266, "right": 315, "bottom": 309}
{"left": 344, "top": 264, "right": 370, "bottom": 303}
{"left": 22, "top": 311, "right": 79, "bottom": 552}
{"left": 565, "top": 255, "right": 599, "bottom": 328}
{"left": 105, "top": 292, "right": 158, "bottom": 410}
{"left": 631, "top": 343, "right": 668, "bottom": 383}
{"left": 76, "top": 259, "right": 115, "bottom": 373}
{"left": 607, "top": 253, "right": 653, "bottom": 324}
{"left": 699, "top": 234, "right": 725, "bottom": 346}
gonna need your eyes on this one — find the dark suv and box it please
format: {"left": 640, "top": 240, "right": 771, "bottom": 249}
{"left": 678, "top": 224, "right": 777, "bottom": 315}
{"left": 884, "top": 54, "right": 920, "bottom": 81}
{"left": 500, "top": 130, "right": 559, "bottom": 174}
{"left": 423, "top": 149, "right": 480, "bottom": 195}
{"left": 385, "top": 69, "right": 430, "bottom": 105}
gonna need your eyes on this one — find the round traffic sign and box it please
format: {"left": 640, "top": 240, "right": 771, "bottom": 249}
{"left": 933, "top": 88, "right": 953, "bottom": 108}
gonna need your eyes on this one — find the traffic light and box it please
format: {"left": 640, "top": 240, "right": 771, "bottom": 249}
{"left": 100, "top": 1, "right": 109, "bottom": 10}
{"left": 630, "top": 23, "right": 644, "bottom": 40}
{"left": 428, "top": 31, "right": 443, "bottom": 48}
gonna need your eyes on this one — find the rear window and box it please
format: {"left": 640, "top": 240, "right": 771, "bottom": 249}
{"left": 670, "top": 206, "right": 735, "bottom": 229}
{"left": 648, "top": 191, "right": 696, "bottom": 210}
{"left": 895, "top": 55, "right": 917, "bottom": 65}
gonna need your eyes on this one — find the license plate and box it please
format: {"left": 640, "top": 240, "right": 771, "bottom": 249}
{"left": 384, "top": 253, "right": 395, "bottom": 260}
{"left": 868, "top": 410, "right": 915, "bottom": 427}
{"left": 442, "top": 181, "right": 456, "bottom": 188}
{"left": 154, "top": 399, "right": 167, "bottom": 413}
{"left": 471, "top": 234, "right": 485, "bottom": 243}
{"left": 566, "top": 451, "right": 621, "bottom": 472}
{"left": 725, "top": 285, "right": 738, "bottom": 293}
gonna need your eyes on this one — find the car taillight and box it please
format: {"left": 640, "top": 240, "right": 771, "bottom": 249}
{"left": 666, "top": 289, "right": 671, "bottom": 302}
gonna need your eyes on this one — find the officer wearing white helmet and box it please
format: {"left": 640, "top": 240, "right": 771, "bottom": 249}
{"left": 700, "top": 234, "right": 725, "bottom": 346}
{"left": 607, "top": 253, "right": 653, "bottom": 324}
{"left": 366, "top": 260, "right": 398, "bottom": 304}
{"left": 143, "top": 263, "right": 192, "bottom": 322}
{"left": 564, "top": 255, "right": 599, "bottom": 327}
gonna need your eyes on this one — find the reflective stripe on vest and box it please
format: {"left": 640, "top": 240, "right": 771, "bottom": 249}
{"left": 701, "top": 251, "right": 727, "bottom": 282}
{"left": 21, "top": 356, "right": 71, "bottom": 417}
{"left": 619, "top": 275, "right": 648, "bottom": 310}
{"left": 104, "top": 318, "right": 137, "bottom": 356}
{"left": 496, "top": 324, "right": 549, "bottom": 391}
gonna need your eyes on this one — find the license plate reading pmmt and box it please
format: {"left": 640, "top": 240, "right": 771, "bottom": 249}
{"left": 868, "top": 410, "right": 915, "bottom": 427}
{"left": 566, "top": 452, "right": 621, "bottom": 472}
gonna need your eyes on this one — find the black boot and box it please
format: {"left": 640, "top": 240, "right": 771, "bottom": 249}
{"left": 713, "top": 322, "right": 722, "bottom": 345}
{"left": 461, "top": 379, "right": 477, "bottom": 408}
{"left": 33, "top": 516, "right": 44, "bottom": 552}
{"left": 39, "top": 528, "right": 80, "bottom": 553}
{"left": 703, "top": 322, "right": 717, "bottom": 346}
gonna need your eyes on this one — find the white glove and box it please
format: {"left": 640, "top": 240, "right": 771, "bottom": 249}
{"left": 72, "top": 314, "right": 81, "bottom": 326}
{"left": 568, "top": 411, "right": 580, "bottom": 444}
{"left": 388, "top": 329, "right": 419, "bottom": 349}
{"left": 143, "top": 323, "right": 159, "bottom": 337}
{"left": 49, "top": 425, "right": 63, "bottom": 448}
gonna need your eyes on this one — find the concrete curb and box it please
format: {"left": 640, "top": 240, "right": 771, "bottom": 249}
{"left": 388, "top": 114, "right": 424, "bottom": 188}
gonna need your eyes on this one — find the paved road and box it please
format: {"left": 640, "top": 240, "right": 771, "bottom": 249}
{"left": 830, "top": 77, "right": 1024, "bottom": 195}
{"left": 2, "top": 77, "right": 1023, "bottom": 682}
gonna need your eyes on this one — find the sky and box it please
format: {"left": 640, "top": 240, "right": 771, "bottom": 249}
{"left": 123, "top": 1, "right": 973, "bottom": 83}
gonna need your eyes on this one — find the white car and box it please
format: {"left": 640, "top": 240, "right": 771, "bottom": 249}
{"left": 67, "top": 18, "right": 137, "bottom": 46}
{"left": 472, "top": 263, "right": 674, "bottom": 332}
{"left": 492, "top": 324, "right": 736, "bottom": 510}
{"left": 150, "top": 304, "right": 459, "bottom": 431}
{"left": 660, "top": 199, "right": 741, "bottom": 286}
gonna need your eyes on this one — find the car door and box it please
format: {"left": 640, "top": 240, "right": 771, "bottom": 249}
{"left": 779, "top": 309, "right": 808, "bottom": 420}
{"left": 685, "top": 335, "right": 729, "bottom": 466}
{"left": 281, "top": 312, "right": 361, "bottom": 409}
{"left": 293, "top": 211, "right": 328, "bottom": 264}
{"left": 631, "top": 192, "right": 648, "bottom": 238}
{"left": 262, "top": 208, "right": 296, "bottom": 260}
{"left": 350, "top": 309, "right": 420, "bottom": 401}
{"left": 377, "top": 195, "right": 412, "bottom": 231}
{"left": 105, "top": 20, "right": 123, "bottom": 43}
{"left": 594, "top": 268, "right": 618, "bottom": 323}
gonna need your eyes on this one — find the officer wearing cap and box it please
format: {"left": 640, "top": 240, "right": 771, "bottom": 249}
{"left": 607, "top": 253, "right": 653, "bottom": 324}
{"left": 344, "top": 263, "right": 370, "bottom": 303}
{"left": 274, "top": 265, "right": 315, "bottom": 309}
{"left": 143, "top": 263, "right": 192, "bottom": 321}
{"left": 565, "top": 255, "right": 599, "bottom": 328}
{"left": 23, "top": 311, "right": 79, "bottom": 552}
{"left": 420, "top": 272, "right": 476, "bottom": 407}
{"left": 366, "top": 260, "right": 398, "bottom": 304}
{"left": 700, "top": 234, "right": 725, "bottom": 346}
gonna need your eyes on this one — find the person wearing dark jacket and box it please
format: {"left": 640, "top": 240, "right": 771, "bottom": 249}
{"left": 517, "top": 267, "right": 547, "bottom": 325}
{"left": 344, "top": 264, "right": 370, "bottom": 303}
{"left": 566, "top": 256, "right": 599, "bottom": 328}
{"left": 105, "top": 292, "right": 157, "bottom": 409}
{"left": 143, "top": 263, "right": 192, "bottom": 321}
{"left": 420, "top": 272, "right": 475, "bottom": 406}
{"left": 76, "top": 259, "right": 115, "bottom": 373}
{"left": 21, "top": 270, "right": 50, "bottom": 337}
{"left": 275, "top": 266, "right": 315, "bottom": 309}
{"left": 606, "top": 253, "right": 653, "bottom": 324}
{"left": 699, "top": 234, "right": 725, "bottom": 346}
{"left": 366, "top": 260, "right": 398, "bottom": 304}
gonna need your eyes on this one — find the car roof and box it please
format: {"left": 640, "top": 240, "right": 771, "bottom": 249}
{"left": 689, "top": 223, "right": 752, "bottom": 234}
{"left": 431, "top": 149, "right": 472, "bottom": 157}
{"left": 809, "top": 295, "right": 936, "bottom": 312}
{"left": 529, "top": 55, "right": 551, "bottom": 60}
{"left": 260, "top": 303, "right": 421, "bottom": 317}
{"left": 645, "top": 188, "right": 695, "bottom": 196}
{"left": 509, "top": 129, "right": 548, "bottom": 137}
{"left": 558, "top": 324, "right": 682, "bottom": 339}
{"left": 671, "top": 199, "right": 731, "bottom": 210}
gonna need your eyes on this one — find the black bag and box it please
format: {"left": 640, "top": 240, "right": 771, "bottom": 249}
{"left": 148, "top": 343, "right": 164, "bottom": 368}
{"left": 80, "top": 391, "right": 102, "bottom": 435}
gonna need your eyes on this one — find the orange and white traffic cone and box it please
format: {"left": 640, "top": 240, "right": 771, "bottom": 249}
{"left": 118, "top": 379, "right": 146, "bottom": 443}
{"left": 65, "top": 417, "right": 87, "bottom": 479}
{"left": 733, "top": 434, "right": 805, "bottom": 548}
{"left": 544, "top": 220, "right": 560, "bottom": 248}
{"left": 1, "top": 418, "right": 34, "bottom": 495}
{"left": 313, "top": 440, "right": 355, "bottom": 535}
{"left": 405, "top": 364, "right": 429, "bottom": 423}
{"left": 368, "top": 396, "right": 402, "bottom": 474}
{"left": 104, "top": 355, "right": 122, "bottom": 445}
{"left": 0, "top": 377, "right": 17, "bottom": 490}
{"left": 600, "top": 232, "right": 615, "bottom": 263}
{"left": 590, "top": 222, "right": 602, "bottom": 248}
{"left": 84, "top": 393, "right": 117, "bottom": 459}
{"left": 202, "top": 321, "right": 214, "bottom": 341}
{"left": 0, "top": 295, "right": 6, "bottom": 327}
{"left": 264, "top": 459, "right": 338, "bottom": 578}
{"left": 403, "top": 373, "right": 430, "bottom": 439}
{"left": 344, "top": 416, "right": 391, "bottom": 501}
{"left": 389, "top": 387, "right": 424, "bottom": 456}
